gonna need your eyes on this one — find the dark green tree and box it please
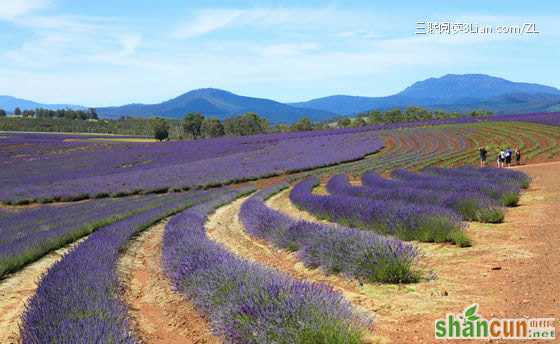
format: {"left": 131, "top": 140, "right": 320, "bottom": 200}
{"left": 223, "top": 116, "right": 241, "bottom": 136}
{"left": 151, "top": 117, "right": 170, "bottom": 141}
{"left": 88, "top": 108, "right": 98, "bottom": 120}
{"left": 223, "top": 113, "right": 268, "bottom": 136}
{"left": 367, "top": 110, "right": 383, "bottom": 124}
{"left": 470, "top": 109, "right": 493, "bottom": 117}
{"left": 291, "top": 116, "right": 313, "bottom": 131}
{"left": 183, "top": 112, "right": 205, "bottom": 139}
{"left": 273, "top": 123, "right": 290, "bottom": 132}
{"left": 404, "top": 106, "right": 431, "bottom": 121}
{"left": 0, "top": 109, "right": 7, "bottom": 117}
{"left": 352, "top": 117, "right": 367, "bottom": 127}
{"left": 14, "top": 107, "right": 22, "bottom": 116}
{"left": 337, "top": 118, "right": 351, "bottom": 128}
{"left": 238, "top": 112, "right": 268, "bottom": 135}
{"left": 201, "top": 117, "right": 225, "bottom": 138}
{"left": 22, "top": 110, "right": 35, "bottom": 118}
{"left": 384, "top": 109, "right": 403, "bottom": 123}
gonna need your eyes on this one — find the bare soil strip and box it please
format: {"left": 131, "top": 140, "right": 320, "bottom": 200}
{"left": 0, "top": 240, "right": 82, "bottom": 344}
{"left": 117, "top": 221, "right": 220, "bottom": 344}
{"left": 266, "top": 163, "right": 560, "bottom": 343}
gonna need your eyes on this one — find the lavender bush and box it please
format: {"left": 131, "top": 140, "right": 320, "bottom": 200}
{"left": 290, "top": 177, "right": 469, "bottom": 246}
{"left": 162, "top": 189, "right": 371, "bottom": 343}
{"left": 390, "top": 169, "right": 522, "bottom": 206}
{"left": 424, "top": 166, "right": 530, "bottom": 189}
{"left": 327, "top": 174, "right": 504, "bottom": 223}
{"left": 20, "top": 189, "right": 212, "bottom": 343}
{"left": 239, "top": 185, "right": 419, "bottom": 283}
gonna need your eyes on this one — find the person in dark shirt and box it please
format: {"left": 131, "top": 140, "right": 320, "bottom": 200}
{"left": 515, "top": 146, "right": 521, "bottom": 165}
{"left": 505, "top": 147, "right": 513, "bottom": 167}
{"left": 479, "top": 146, "right": 488, "bottom": 167}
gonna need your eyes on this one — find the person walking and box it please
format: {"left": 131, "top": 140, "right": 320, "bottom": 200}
{"left": 498, "top": 148, "right": 506, "bottom": 168}
{"left": 505, "top": 147, "right": 513, "bottom": 168}
{"left": 515, "top": 146, "right": 522, "bottom": 165}
{"left": 479, "top": 146, "right": 488, "bottom": 167}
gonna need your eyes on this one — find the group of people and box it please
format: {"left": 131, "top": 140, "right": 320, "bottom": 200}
{"left": 479, "top": 146, "right": 521, "bottom": 168}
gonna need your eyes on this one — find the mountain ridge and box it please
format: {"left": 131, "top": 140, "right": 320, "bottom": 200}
{"left": 95, "top": 88, "right": 335, "bottom": 123}
{"left": 2, "top": 74, "right": 560, "bottom": 123}
{"left": 0, "top": 95, "right": 86, "bottom": 112}
{"left": 290, "top": 74, "right": 560, "bottom": 115}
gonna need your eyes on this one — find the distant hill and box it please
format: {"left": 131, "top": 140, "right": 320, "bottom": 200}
{"left": 96, "top": 88, "right": 335, "bottom": 123}
{"left": 0, "top": 96, "right": 86, "bottom": 112}
{"left": 4, "top": 74, "right": 560, "bottom": 122}
{"left": 291, "top": 74, "right": 560, "bottom": 115}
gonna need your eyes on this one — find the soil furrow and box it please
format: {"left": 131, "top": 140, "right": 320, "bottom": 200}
{"left": 117, "top": 221, "right": 220, "bottom": 344}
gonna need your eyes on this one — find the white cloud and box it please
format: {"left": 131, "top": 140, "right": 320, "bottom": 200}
{"left": 0, "top": 0, "right": 50, "bottom": 20}
{"left": 173, "top": 7, "right": 358, "bottom": 39}
{"left": 1, "top": 6, "right": 558, "bottom": 105}
{"left": 174, "top": 9, "right": 243, "bottom": 38}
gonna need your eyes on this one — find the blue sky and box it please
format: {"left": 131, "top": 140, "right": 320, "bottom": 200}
{"left": 0, "top": 0, "right": 558, "bottom": 106}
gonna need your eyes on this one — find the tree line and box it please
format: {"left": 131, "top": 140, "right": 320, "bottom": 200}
{"left": 150, "top": 112, "right": 271, "bottom": 141}
{"left": 340, "top": 107, "right": 493, "bottom": 128}
{"left": 0, "top": 107, "right": 99, "bottom": 120}
{"left": 0, "top": 106, "right": 493, "bottom": 141}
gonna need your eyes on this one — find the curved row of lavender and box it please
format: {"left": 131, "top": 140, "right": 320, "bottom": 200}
{"left": 290, "top": 177, "right": 469, "bottom": 246}
{"left": 239, "top": 185, "right": 419, "bottom": 283}
{"left": 327, "top": 174, "right": 504, "bottom": 223}
{"left": 20, "top": 189, "right": 213, "bottom": 343}
{"left": 424, "top": 166, "right": 530, "bottom": 189}
{"left": 0, "top": 130, "right": 384, "bottom": 204}
{"left": 162, "top": 188, "right": 371, "bottom": 343}
{"left": 389, "top": 169, "right": 522, "bottom": 206}
{"left": 0, "top": 193, "right": 206, "bottom": 277}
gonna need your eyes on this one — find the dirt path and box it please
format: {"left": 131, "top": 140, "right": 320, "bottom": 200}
{"left": 117, "top": 221, "right": 220, "bottom": 344}
{"left": 0, "top": 241, "right": 82, "bottom": 344}
{"left": 266, "top": 165, "right": 560, "bottom": 343}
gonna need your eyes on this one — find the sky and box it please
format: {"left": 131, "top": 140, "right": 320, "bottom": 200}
{"left": 0, "top": 0, "right": 559, "bottom": 106}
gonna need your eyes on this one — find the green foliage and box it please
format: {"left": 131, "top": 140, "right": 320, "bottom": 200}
{"left": 0, "top": 109, "right": 6, "bottom": 117}
{"left": 351, "top": 117, "right": 367, "bottom": 128}
{"left": 291, "top": 116, "right": 313, "bottom": 131}
{"left": 447, "top": 229, "right": 472, "bottom": 247}
{"left": 224, "top": 112, "right": 268, "bottom": 136}
{"left": 183, "top": 112, "right": 205, "bottom": 139}
{"left": 14, "top": 107, "right": 22, "bottom": 116}
{"left": 395, "top": 216, "right": 471, "bottom": 247}
{"left": 151, "top": 117, "right": 170, "bottom": 141}
{"left": 500, "top": 192, "right": 520, "bottom": 207}
{"left": 201, "top": 117, "right": 225, "bottom": 138}
{"left": 337, "top": 118, "right": 351, "bottom": 128}
{"left": 470, "top": 109, "right": 493, "bottom": 117}
{"left": 358, "top": 252, "right": 420, "bottom": 284}
{"left": 358, "top": 106, "right": 462, "bottom": 125}
{"left": 477, "top": 208, "right": 505, "bottom": 223}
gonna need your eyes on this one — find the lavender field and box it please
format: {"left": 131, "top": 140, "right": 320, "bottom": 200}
{"left": 1, "top": 115, "right": 557, "bottom": 344}
{"left": 4, "top": 0, "right": 560, "bottom": 339}
{"left": 0, "top": 129, "right": 384, "bottom": 204}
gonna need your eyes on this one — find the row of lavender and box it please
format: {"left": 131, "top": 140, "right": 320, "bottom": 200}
{"left": 290, "top": 167, "right": 529, "bottom": 246}
{"left": 20, "top": 189, "right": 215, "bottom": 343}
{"left": 239, "top": 185, "right": 419, "bottom": 283}
{"left": 290, "top": 177, "right": 470, "bottom": 246}
{"left": 1, "top": 129, "right": 384, "bottom": 205}
{"left": 162, "top": 188, "right": 371, "bottom": 343}
{"left": 0, "top": 192, "right": 209, "bottom": 278}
